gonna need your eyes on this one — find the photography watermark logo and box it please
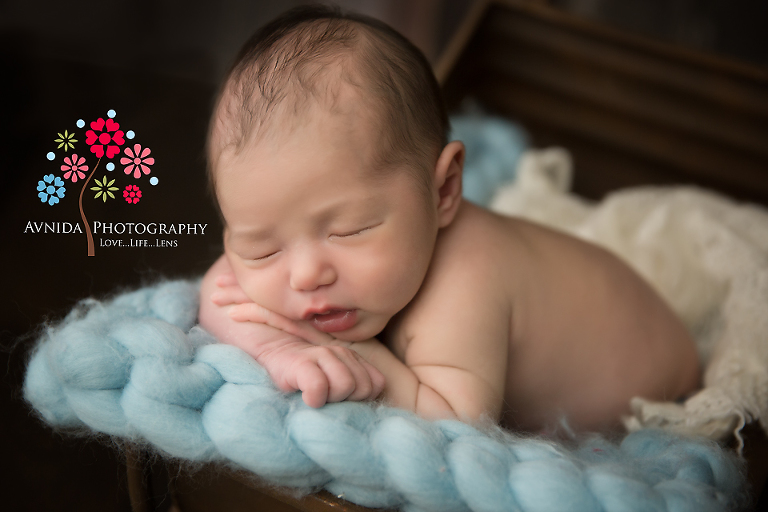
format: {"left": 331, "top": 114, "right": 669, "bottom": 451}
{"left": 28, "top": 109, "right": 206, "bottom": 255}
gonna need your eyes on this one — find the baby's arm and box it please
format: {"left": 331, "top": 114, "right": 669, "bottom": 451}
{"left": 349, "top": 338, "right": 499, "bottom": 421}
{"left": 349, "top": 290, "right": 509, "bottom": 422}
{"left": 199, "top": 255, "right": 384, "bottom": 407}
{"left": 228, "top": 280, "right": 508, "bottom": 423}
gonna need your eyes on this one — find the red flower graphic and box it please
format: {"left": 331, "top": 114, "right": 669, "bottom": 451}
{"left": 85, "top": 118, "right": 125, "bottom": 159}
{"left": 120, "top": 144, "right": 155, "bottom": 179}
{"left": 61, "top": 153, "right": 89, "bottom": 182}
{"left": 123, "top": 184, "right": 142, "bottom": 204}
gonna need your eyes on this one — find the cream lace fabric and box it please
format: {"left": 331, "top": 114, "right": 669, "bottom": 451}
{"left": 490, "top": 148, "right": 768, "bottom": 449}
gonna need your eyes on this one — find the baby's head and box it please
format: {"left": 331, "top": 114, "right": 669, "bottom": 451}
{"left": 207, "top": 5, "right": 465, "bottom": 341}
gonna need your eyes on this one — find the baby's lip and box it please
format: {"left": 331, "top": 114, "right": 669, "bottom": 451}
{"left": 301, "top": 306, "right": 349, "bottom": 320}
{"left": 306, "top": 309, "right": 358, "bottom": 333}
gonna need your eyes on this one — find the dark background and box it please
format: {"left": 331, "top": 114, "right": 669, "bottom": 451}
{"left": 2, "top": 1, "right": 766, "bottom": 510}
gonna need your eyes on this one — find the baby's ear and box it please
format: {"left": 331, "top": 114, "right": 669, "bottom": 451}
{"left": 433, "top": 141, "right": 465, "bottom": 228}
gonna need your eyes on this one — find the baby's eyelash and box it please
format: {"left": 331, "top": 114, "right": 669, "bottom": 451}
{"left": 335, "top": 228, "right": 367, "bottom": 238}
{"left": 333, "top": 223, "right": 379, "bottom": 238}
{"left": 253, "top": 251, "right": 278, "bottom": 261}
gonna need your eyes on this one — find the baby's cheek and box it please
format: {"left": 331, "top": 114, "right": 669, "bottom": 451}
{"left": 230, "top": 266, "right": 277, "bottom": 306}
{"left": 357, "top": 253, "right": 424, "bottom": 312}
{"left": 245, "top": 276, "right": 286, "bottom": 310}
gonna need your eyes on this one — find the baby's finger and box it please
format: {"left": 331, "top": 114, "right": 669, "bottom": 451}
{"left": 292, "top": 361, "right": 330, "bottom": 408}
{"left": 315, "top": 350, "right": 357, "bottom": 403}
{"left": 335, "top": 351, "right": 374, "bottom": 402}
{"left": 228, "top": 303, "right": 279, "bottom": 325}
{"left": 229, "top": 305, "right": 337, "bottom": 345}
{"left": 214, "top": 273, "right": 239, "bottom": 287}
{"left": 359, "top": 357, "right": 386, "bottom": 400}
{"left": 210, "top": 286, "right": 251, "bottom": 306}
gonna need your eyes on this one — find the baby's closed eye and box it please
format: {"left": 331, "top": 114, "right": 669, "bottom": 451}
{"left": 329, "top": 222, "right": 381, "bottom": 239}
{"left": 251, "top": 250, "right": 279, "bottom": 261}
{"left": 228, "top": 240, "right": 280, "bottom": 262}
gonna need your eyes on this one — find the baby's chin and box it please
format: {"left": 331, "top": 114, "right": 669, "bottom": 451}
{"left": 333, "top": 316, "right": 389, "bottom": 343}
{"left": 332, "top": 326, "right": 378, "bottom": 343}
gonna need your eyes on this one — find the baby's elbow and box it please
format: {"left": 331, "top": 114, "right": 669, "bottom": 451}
{"left": 407, "top": 367, "right": 503, "bottom": 423}
{"left": 414, "top": 383, "right": 458, "bottom": 421}
{"left": 198, "top": 261, "right": 221, "bottom": 324}
{"left": 197, "top": 292, "right": 214, "bottom": 332}
{"left": 197, "top": 281, "right": 220, "bottom": 335}
{"left": 413, "top": 383, "right": 498, "bottom": 424}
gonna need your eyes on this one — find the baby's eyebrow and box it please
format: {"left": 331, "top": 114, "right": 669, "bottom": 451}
{"left": 228, "top": 227, "right": 273, "bottom": 243}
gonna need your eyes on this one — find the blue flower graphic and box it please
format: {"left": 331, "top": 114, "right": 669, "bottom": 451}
{"left": 37, "top": 174, "right": 66, "bottom": 206}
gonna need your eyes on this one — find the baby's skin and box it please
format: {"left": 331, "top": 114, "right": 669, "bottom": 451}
{"left": 199, "top": 95, "right": 700, "bottom": 432}
{"left": 200, "top": 259, "right": 386, "bottom": 407}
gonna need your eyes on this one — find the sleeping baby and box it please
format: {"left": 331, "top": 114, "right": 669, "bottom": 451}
{"left": 199, "top": 5, "right": 700, "bottom": 432}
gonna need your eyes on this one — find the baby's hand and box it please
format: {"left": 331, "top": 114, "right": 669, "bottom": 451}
{"left": 258, "top": 341, "right": 384, "bottom": 408}
{"left": 213, "top": 275, "right": 336, "bottom": 346}
{"left": 210, "top": 273, "right": 385, "bottom": 407}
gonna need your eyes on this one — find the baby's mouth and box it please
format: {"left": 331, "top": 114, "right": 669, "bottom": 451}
{"left": 308, "top": 309, "right": 357, "bottom": 333}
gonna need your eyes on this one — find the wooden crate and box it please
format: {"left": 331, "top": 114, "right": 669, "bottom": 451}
{"left": 438, "top": 0, "right": 768, "bottom": 205}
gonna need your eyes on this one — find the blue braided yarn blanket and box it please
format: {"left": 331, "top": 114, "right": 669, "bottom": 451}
{"left": 24, "top": 279, "right": 747, "bottom": 512}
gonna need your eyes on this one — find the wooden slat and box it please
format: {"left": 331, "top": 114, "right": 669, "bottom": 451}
{"left": 440, "top": 0, "right": 768, "bottom": 204}
{"left": 481, "top": 5, "right": 768, "bottom": 114}
{"left": 434, "top": 0, "right": 491, "bottom": 82}
{"left": 125, "top": 445, "right": 150, "bottom": 512}
{"left": 479, "top": 34, "right": 768, "bottom": 158}
{"left": 478, "top": 76, "right": 768, "bottom": 194}
{"left": 172, "top": 465, "right": 391, "bottom": 512}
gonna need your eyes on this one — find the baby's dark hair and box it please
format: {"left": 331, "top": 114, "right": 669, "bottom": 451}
{"left": 206, "top": 4, "right": 449, "bottom": 209}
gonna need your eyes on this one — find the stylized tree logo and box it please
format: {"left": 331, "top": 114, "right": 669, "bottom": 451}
{"left": 40, "top": 109, "right": 158, "bottom": 256}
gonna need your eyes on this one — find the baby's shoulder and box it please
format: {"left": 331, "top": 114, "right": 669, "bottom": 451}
{"left": 390, "top": 203, "right": 521, "bottom": 345}
{"left": 430, "top": 201, "right": 531, "bottom": 283}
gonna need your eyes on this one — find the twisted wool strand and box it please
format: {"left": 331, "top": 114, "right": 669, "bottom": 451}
{"left": 24, "top": 280, "right": 747, "bottom": 512}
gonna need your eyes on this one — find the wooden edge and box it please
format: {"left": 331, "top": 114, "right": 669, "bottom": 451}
{"left": 501, "top": 0, "right": 768, "bottom": 79}
{"left": 740, "top": 423, "right": 768, "bottom": 507}
{"left": 170, "top": 461, "right": 393, "bottom": 512}
{"left": 124, "top": 443, "right": 150, "bottom": 512}
{"left": 226, "top": 468, "right": 390, "bottom": 512}
{"left": 434, "top": 0, "right": 491, "bottom": 83}
{"left": 436, "top": 0, "right": 768, "bottom": 86}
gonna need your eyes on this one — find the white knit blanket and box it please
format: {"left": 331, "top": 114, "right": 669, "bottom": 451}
{"left": 490, "top": 148, "right": 768, "bottom": 448}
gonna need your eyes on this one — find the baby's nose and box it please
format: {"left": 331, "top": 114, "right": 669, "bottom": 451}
{"left": 289, "top": 251, "right": 337, "bottom": 291}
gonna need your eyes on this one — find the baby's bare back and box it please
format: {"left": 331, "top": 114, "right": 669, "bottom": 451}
{"left": 390, "top": 201, "right": 701, "bottom": 432}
